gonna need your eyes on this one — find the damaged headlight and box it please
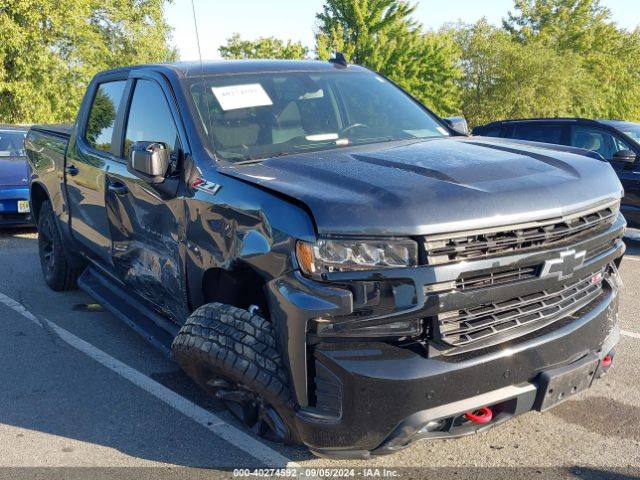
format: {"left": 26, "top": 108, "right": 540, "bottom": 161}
{"left": 296, "top": 238, "right": 418, "bottom": 276}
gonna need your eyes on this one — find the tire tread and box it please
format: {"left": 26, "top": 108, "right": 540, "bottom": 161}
{"left": 172, "top": 303, "right": 299, "bottom": 443}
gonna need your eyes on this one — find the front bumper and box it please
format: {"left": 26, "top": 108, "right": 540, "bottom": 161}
{"left": 265, "top": 215, "right": 624, "bottom": 457}
{"left": 296, "top": 281, "right": 619, "bottom": 457}
{"left": 0, "top": 187, "right": 32, "bottom": 226}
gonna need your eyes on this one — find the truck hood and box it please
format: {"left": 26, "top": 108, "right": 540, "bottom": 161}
{"left": 0, "top": 157, "right": 29, "bottom": 187}
{"left": 220, "top": 137, "right": 623, "bottom": 236}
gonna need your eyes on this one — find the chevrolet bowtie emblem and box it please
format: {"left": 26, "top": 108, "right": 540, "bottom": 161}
{"left": 540, "top": 249, "right": 586, "bottom": 280}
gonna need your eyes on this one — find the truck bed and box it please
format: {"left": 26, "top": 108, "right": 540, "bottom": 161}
{"left": 25, "top": 124, "right": 72, "bottom": 209}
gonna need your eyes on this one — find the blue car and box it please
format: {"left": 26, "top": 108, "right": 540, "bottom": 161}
{"left": 0, "top": 125, "right": 32, "bottom": 226}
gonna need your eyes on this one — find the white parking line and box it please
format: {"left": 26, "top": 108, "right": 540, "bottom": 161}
{"left": 623, "top": 256, "right": 640, "bottom": 262}
{"left": 622, "top": 329, "right": 640, "bottom": 340}
{"left": 0, "top": 292, "right": 298, "bottom": 468}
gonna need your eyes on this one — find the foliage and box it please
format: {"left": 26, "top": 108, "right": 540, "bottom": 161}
{"left": 0, "top": 0, "right": 176, "bottom": 124}
{"left": 315, "top": 0, "right": 462, "bottom": 115}
{"left": 3, "top": 0, "right": 640, "bottom": 128}
{"left": 500, "top": 0, "right": 640, "bottom": 123}
{"left": 219, "top": 33, "right": 308, "bottom": 60}
{"left": 315, "top": 0, "right": 418, "bottom": 64}
{"left": 455, "top": 20, "right": 596, "bottom": 126}
{"left": 312, "top": 0, "right": 640, "bottom": 125}
{"left": 503, "top": 0, "right": 617, "bottom": 51}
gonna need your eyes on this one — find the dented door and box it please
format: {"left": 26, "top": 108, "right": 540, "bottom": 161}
{"left": 105, "top": 161, "right": 186, "bottom": 322}
{"left": 105, "top": 76, "right": 188, "bottom": 323}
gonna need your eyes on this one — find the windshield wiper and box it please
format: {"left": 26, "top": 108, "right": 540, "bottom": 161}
{"left": 234, "top": 151, "right": 294, "bottom": 165}
{"left": 231, "top": 136, "right": 408, "bottom": 165}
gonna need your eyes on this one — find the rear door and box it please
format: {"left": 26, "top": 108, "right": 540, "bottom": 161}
{"left": 65, "top": 76, "right": 127, "bottom": 265}
{"left": 104, "top": 73, "right": 188, "bottom": 323}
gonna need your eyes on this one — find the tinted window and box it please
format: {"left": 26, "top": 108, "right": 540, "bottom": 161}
{"left": 474, "top": 127, "right": 502, "bottom": 137}
{"left": 617, "top": 123, "right": 640, "bottom": 143}
{"left": 85, "top": 81, "right": 126, "bottom": 152}
{"left": 511, "top": 124, "right": 565, "bottom": 145}
{"left": 570, "top": 126, "right": 630, "bottom": 161}
{"left": 124, "top": 79, "right": 180, "bottom": 159}
{"left": 187, "top": 71, "right": 448, "bottom": 162}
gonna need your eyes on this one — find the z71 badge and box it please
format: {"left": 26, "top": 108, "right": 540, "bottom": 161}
{"left": 192, "top": 177, "right": 222, "bottom": 195}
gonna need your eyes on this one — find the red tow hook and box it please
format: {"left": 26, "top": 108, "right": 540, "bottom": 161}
{"left": 602, "top": 354, "right": 613, "bottom": 368}
{"left": 464, "top": 407, "right": 493, "bottom": 424}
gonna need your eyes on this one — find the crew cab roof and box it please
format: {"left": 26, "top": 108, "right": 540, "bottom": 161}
{"left": 96, "top": 60, "right": 368, "bottom": 80}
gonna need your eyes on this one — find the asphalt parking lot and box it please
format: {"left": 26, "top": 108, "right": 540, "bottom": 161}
{"left": 0, "top": 229, "right": 639, "bottom": 480}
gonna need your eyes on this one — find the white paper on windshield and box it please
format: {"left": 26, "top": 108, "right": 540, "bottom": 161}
{"left": 306, "top": 133, "right": 338, "bottom": 141}
{"left": 212, "top": 84, "right": 273, "bottom": 111}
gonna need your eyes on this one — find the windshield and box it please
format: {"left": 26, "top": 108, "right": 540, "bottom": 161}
{"left": 0, "top": 130, "right": 26, "bottom": 157}
{"left": 619, "top": 123, "right": 640, "bottom": 143}
{"left": 186, "top": 70, "right": 449, "bottom": 162}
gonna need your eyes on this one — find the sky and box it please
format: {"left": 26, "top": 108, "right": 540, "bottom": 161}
{"left": 166, "top": 0, "right": 640, "bottom": 61}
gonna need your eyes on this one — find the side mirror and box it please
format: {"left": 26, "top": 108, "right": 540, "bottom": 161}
{"left": 443, "top": 116, "right": 469, "bottom": 135}
{"left": 613, "top": 149, "right": 637, "bottom": 164}
{"left": 128, "top": 141, "right": 170, "bottom": 184}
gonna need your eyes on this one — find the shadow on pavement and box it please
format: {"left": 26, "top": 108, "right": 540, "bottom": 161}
{"left": 570, "top": 467, "right": 640, "bottom": 480}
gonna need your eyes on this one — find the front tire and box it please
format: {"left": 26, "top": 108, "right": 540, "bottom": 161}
{"left": 172, "top": 303, "right": 301, "bottom": 444}
{"left": 37, "top": 201, "right": 81, "bottom": 291}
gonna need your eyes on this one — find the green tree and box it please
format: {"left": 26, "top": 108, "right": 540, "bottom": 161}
{"left": 219, "top": 33, "right": 308, "bottom": 60}
{"left": 0, "top": 0, "right": 176, "bottom": 124}
{"left": 315, "top": 0, "right": 462, "bottom": 115}
{"left": 503, "top": 0, "right": 617, "bottom": 52}
{"left": 455, "top": 20, "right": 595, "bottom": 127}
{"left": 502, "top": 0, "right": 640, "bottom": 121}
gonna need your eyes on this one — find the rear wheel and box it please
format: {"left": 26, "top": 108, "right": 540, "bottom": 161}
{"left": 172, "top": 303, "right": 301, "bottom": 444}
{"left": 37, "top": 201, "right": 81, "bottom": 291}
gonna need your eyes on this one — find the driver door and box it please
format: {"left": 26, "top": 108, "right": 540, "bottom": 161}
{"left": 104, "top": 74, "right": 188, "bottom": 323}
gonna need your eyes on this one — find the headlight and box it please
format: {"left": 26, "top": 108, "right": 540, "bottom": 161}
{"left": 296, "top": 238, "right": 418, "bottom": 276}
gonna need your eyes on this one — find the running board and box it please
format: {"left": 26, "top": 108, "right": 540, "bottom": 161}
{"left": 78, "top": 268, "right": 179, "bottom": 357}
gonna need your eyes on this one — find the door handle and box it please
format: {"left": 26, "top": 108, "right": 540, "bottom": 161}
{"left": 107, "top": 182, "right": 129, "bottom": 196}
{"left": 65, "top": 165, "right": 79, "bottom": 176}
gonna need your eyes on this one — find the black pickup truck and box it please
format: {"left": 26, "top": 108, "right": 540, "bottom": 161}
{"left": 25, "top": 59, "right": 625, "bottom": 458}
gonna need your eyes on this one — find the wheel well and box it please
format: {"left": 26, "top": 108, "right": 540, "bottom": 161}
{"left": 201, "top": 265, "right": 270, "bottom": 318}
{"left": 30, "top": 183, "right": 49, "bottom": 223}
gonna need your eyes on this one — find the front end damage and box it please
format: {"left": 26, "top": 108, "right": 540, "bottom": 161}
{"left": 266, "top": 203, "right": 625, "bottom": 458}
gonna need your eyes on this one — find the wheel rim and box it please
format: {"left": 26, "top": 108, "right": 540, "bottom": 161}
{"left": 39, "top": 218, "right": 55, "bottom": 277}
{"left": 209, "top": 379, "right": 290, "bottom": 443}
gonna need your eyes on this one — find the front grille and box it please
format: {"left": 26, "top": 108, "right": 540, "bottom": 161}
{"left": 436, "top": 270, "right": 605, "bottom": 348}
{"left": 456, "top": 266, "right": 539, "bottom": 291}
{"left": 453, "top": 239, "right": 618, "bottom": 293}
{"left": 425, "top": 203, "right": 618, "bottom": 265}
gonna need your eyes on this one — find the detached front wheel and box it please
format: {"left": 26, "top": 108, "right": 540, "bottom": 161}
{"left": 172, "top": 303, "right": 301, "bottom": 444}
{"left": 37, "top": 201, "right": 81, "bottom": 291}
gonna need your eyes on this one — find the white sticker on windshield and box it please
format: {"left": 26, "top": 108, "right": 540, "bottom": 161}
{"left": 211, "top": 83, "right": 273, "bottom": 111}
